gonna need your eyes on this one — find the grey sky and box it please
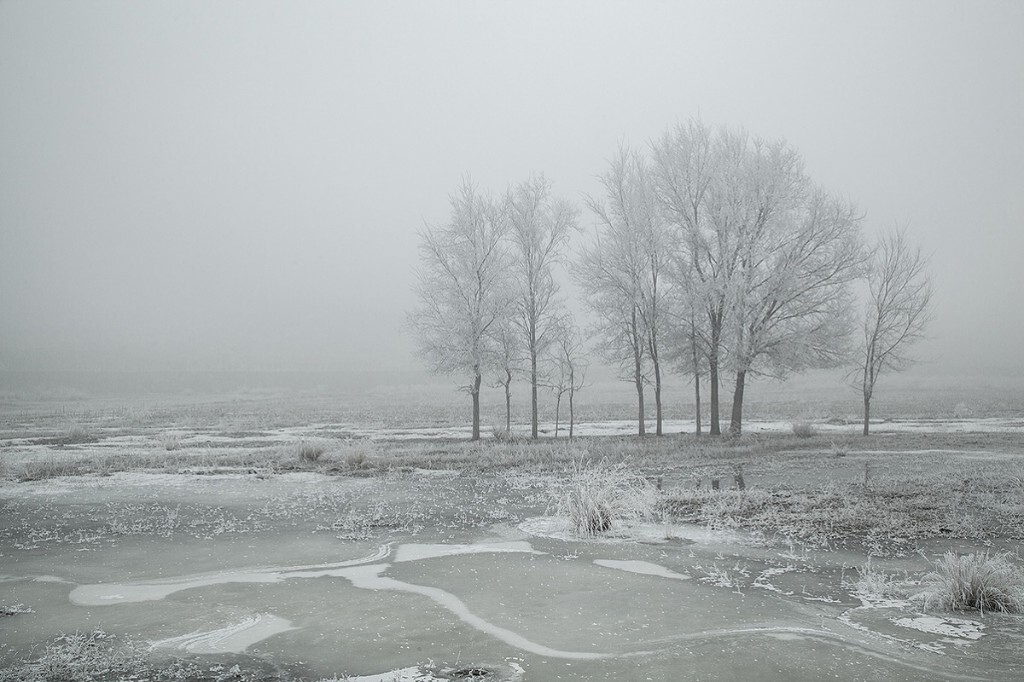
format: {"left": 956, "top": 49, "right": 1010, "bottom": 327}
{"left": 1, "top": 1, "right": 1021, "bottom": 375}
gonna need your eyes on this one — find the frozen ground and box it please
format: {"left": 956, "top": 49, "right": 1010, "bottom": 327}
{"left": 1, "top": 383, "right": 1023, "bottom": 680}
{"left": 2, "top": 464, "right": 1023, "bottom": 681}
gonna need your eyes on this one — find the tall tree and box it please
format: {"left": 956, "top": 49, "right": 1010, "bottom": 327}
{"left": 584, "top": 148, "right": 669, "bottom": 435}
{"left": 576, "top": 228, "right": 648, "bottom": 436}
{"left": 858, "top": 228, "right": 932, "bottom": 435}
{"left": 652, "top": 120, "right": 727, "bottom": 434}
{"left": 727, "top": 177, "right": 865, "bottom": 434}
{"left": 407, "top": 180, "right": 509, "bottom": 441}
{"left": 585, "top": 148, "right": 671, "bottom": 436}
{"left": 507, "top": 175, "right": 577, "bottom": 439}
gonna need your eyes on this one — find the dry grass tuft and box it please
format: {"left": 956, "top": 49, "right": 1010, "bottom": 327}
{"left": 916, "top": 551, "right": 1024, "bottom": 613}
{"left": 296, "top": 442, "right": 325, "bottom": 464}
{"left": 791, "top": 421, "right": 816, "bottom": 438}
{"left": 552, "top": 456, "right": 659, "bottom": 537}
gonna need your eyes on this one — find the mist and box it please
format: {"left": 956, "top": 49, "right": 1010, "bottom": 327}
{"left": 2, "top": 0, "right": 1022, "bottom": 378}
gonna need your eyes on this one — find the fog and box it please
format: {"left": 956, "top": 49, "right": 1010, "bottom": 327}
{"left": 2, "top": 1, "right": 1022, "bottom": 378}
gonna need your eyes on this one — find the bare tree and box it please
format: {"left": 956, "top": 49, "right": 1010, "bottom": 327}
{"left": 548, "top": 315, "right": 589, "bottom": 439}
{"left": 652, "top": 120, "right": 727, "bottom": 434}
{"left": 859, "top": 228, "right": 933, "bottom": 435}
{"left": 665, "top": 264, "right": 709, "bottom": 434}
{"left": 507, "top": 175, "right": 577, "bottom": 439}
{"left": 576, "top": 231, "right": 648, "bottom": 436}
{"left": 581, "top": 148, "right": 659, "bottom": 436}
{"left": 583, "top": 147, "right": 668, "bottom": 435}
{"left": 656, "top": 124, "right": 864, "bottom": 436}
{"left": 490, "top": 315, "right": 522, "bottom": 435}
{"left": 407, "top": 180, "right": 509, "bottom": 441}
{"left": 727, "top": 178, "right": 865, "bottom": 435}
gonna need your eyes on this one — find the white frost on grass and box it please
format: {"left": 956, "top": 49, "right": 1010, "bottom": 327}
{"left": 150, "top": 613, "right": 296, "bottom": 654}
{"left": 891, "top": 616, "right": 985, "bottom": 640}
{"left": 593, "top": 559, "right": 690, "bottom": 581}
{"left": 395, "top": 541, "right": 541, "bottom": 563}
{"left": 332, "top": 667, "right": 441, "bottom": 682}
{"left": 519, "top": 515, "right": 739, "bottom": 545}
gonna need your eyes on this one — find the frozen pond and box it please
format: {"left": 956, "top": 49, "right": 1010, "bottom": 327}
{"left": 2, "top": 471, "right": 1022, "bottom": 681}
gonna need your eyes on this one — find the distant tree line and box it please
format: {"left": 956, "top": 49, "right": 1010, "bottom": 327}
{"left": 407, "top": 119, "right": 932, "bottom": 440}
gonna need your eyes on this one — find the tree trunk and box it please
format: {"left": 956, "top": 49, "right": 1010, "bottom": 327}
{"left": 554, "top": 392, "right": 562, "bottom": 438}
{"left": 729, "top": 370, "right": 746, "bottom": 436}
{"left": 504, "top": 370, "right": 512, "bottom": 433}
{"left": 636, "top": 380, "right": 646, "bottom": 436}
{"left": 708, "top": 322, "right": 721, "bottom": 435}
{"left": 709, "top": 357, "right": 720, "bottom": 435}
{"left": 694, "top": 373, "right": 702, "bottom": 436}
{"left": 569, "top": 384, "right": 575, "bottom": 439}
{"left": 531, "top": 347, "right": 538, "bottom": 440}
{"left": 653, "top": 354, "right": 663, "bottom": 436}
{"left": 862, "top": 394, "right": 871, "bottom": 436}
{"left": 471, "top": 372, "right": 482, "bottom": 441}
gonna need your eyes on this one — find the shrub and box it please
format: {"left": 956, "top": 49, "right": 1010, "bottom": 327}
{"left": 552, "top": 456, "right": 659, "bottom": 537}
{"left": 297, "top": 442, "right": 324, "bottom": 464}
{"left": 791, "top": 421, "right": 816, "bottom": 438}
{"left": 916, "top": 551, "right": 1024, "bottom": 614}
{"left": 160, "top": 432, "right": 182, "bottom": 451}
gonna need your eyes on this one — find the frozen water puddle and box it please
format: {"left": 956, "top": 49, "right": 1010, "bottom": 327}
{"left": 63, "top": 536, "right": 995, "bottom": 679}
{"left": 71, "top": 540, "right": 606, "bottom": 660}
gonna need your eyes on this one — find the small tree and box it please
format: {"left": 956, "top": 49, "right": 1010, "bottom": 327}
{"left": 859, "top": 228, "right": 933, "bottom": 435}
{"left": 507, "top": 175, "right": 577, "bottom": 439}
{"left": 407, "top": 180, "right": 510, "bottom": 441}
{"left": 490, "top": 315, "right": 522, "bottom": 435}
{"left": 548, "top": 316, "right": 589, "bottom": 439}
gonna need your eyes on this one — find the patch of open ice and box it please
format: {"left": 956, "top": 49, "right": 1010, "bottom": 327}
{"left": 150, "top": 613, "right": 296, "bottom": 654}
{"left": 336, "top": 564, "right": 606, "bottom": 660}
{"left": 593, "top": 559, "right": 690, "bottom": 581}
{"left": 395, "top": 541, "right": 541, "bottom": 563}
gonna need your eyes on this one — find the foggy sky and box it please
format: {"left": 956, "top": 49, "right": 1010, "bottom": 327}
{"left": 1, "top": 1, "right": 1022, "bottom": 376}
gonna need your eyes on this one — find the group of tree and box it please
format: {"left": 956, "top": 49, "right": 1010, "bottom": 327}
{"left": 408, "top": 119, "right": 932, "bottom": 440}
{"left": 406, "top": 175, "right": 586, "bottom": 440}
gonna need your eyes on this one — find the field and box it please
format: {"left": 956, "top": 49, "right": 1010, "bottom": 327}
{"left": 1, "top": 375, "right": 1023, "bottom": 681}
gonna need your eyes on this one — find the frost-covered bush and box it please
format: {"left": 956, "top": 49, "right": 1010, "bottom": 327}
{"left": 791, "top": 421, "right": 816, "bottom": 438}
{"left": 917, "top": 551, "right": 1024, "bottom": 613}
{"left": 552, "top": 457, "right": 659, "bottom": 537}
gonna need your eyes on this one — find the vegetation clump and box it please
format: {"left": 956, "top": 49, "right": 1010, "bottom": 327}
{"left": 917, "top": 551, "right": 1024, "bottom": 614}
{"left": 296, "top": 442, "right": 324, "bottom": 464}
{"left": 791, "top": 421, "right": 816, "bottom": 438}
{"left": 553, "top": 456, "right": 658, "bottom": 537}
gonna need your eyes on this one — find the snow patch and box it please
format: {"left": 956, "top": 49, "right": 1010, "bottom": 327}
{"left": 891, "top": 616, "right": 985, "bottom": 640}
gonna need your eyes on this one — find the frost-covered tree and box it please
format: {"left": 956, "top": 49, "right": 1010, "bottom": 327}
{"left": 507, "top": 175, "right": 577, "bottom": 439}
{"left": 583, "top": 148, "right": 669, "bottom": 435}
{"left": 490, "top": 314, "right": 522, "bottom": 435}
{"left": 548, "top": 315, "right": 589, "bottom": 439}
{"left": 408, "top": 180, "right": 509, "bottom": 441}
{"left": 859, "top": 228, "right": 932, "bottom": 435}
{"left": 576, "top": 226, "right": 649, "bottom": 436}
{"left": 652, "top": 120, "right": 728, "bottom": 434}
{"left": 716, "top": 134, "right": 864, "bottom": 434}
